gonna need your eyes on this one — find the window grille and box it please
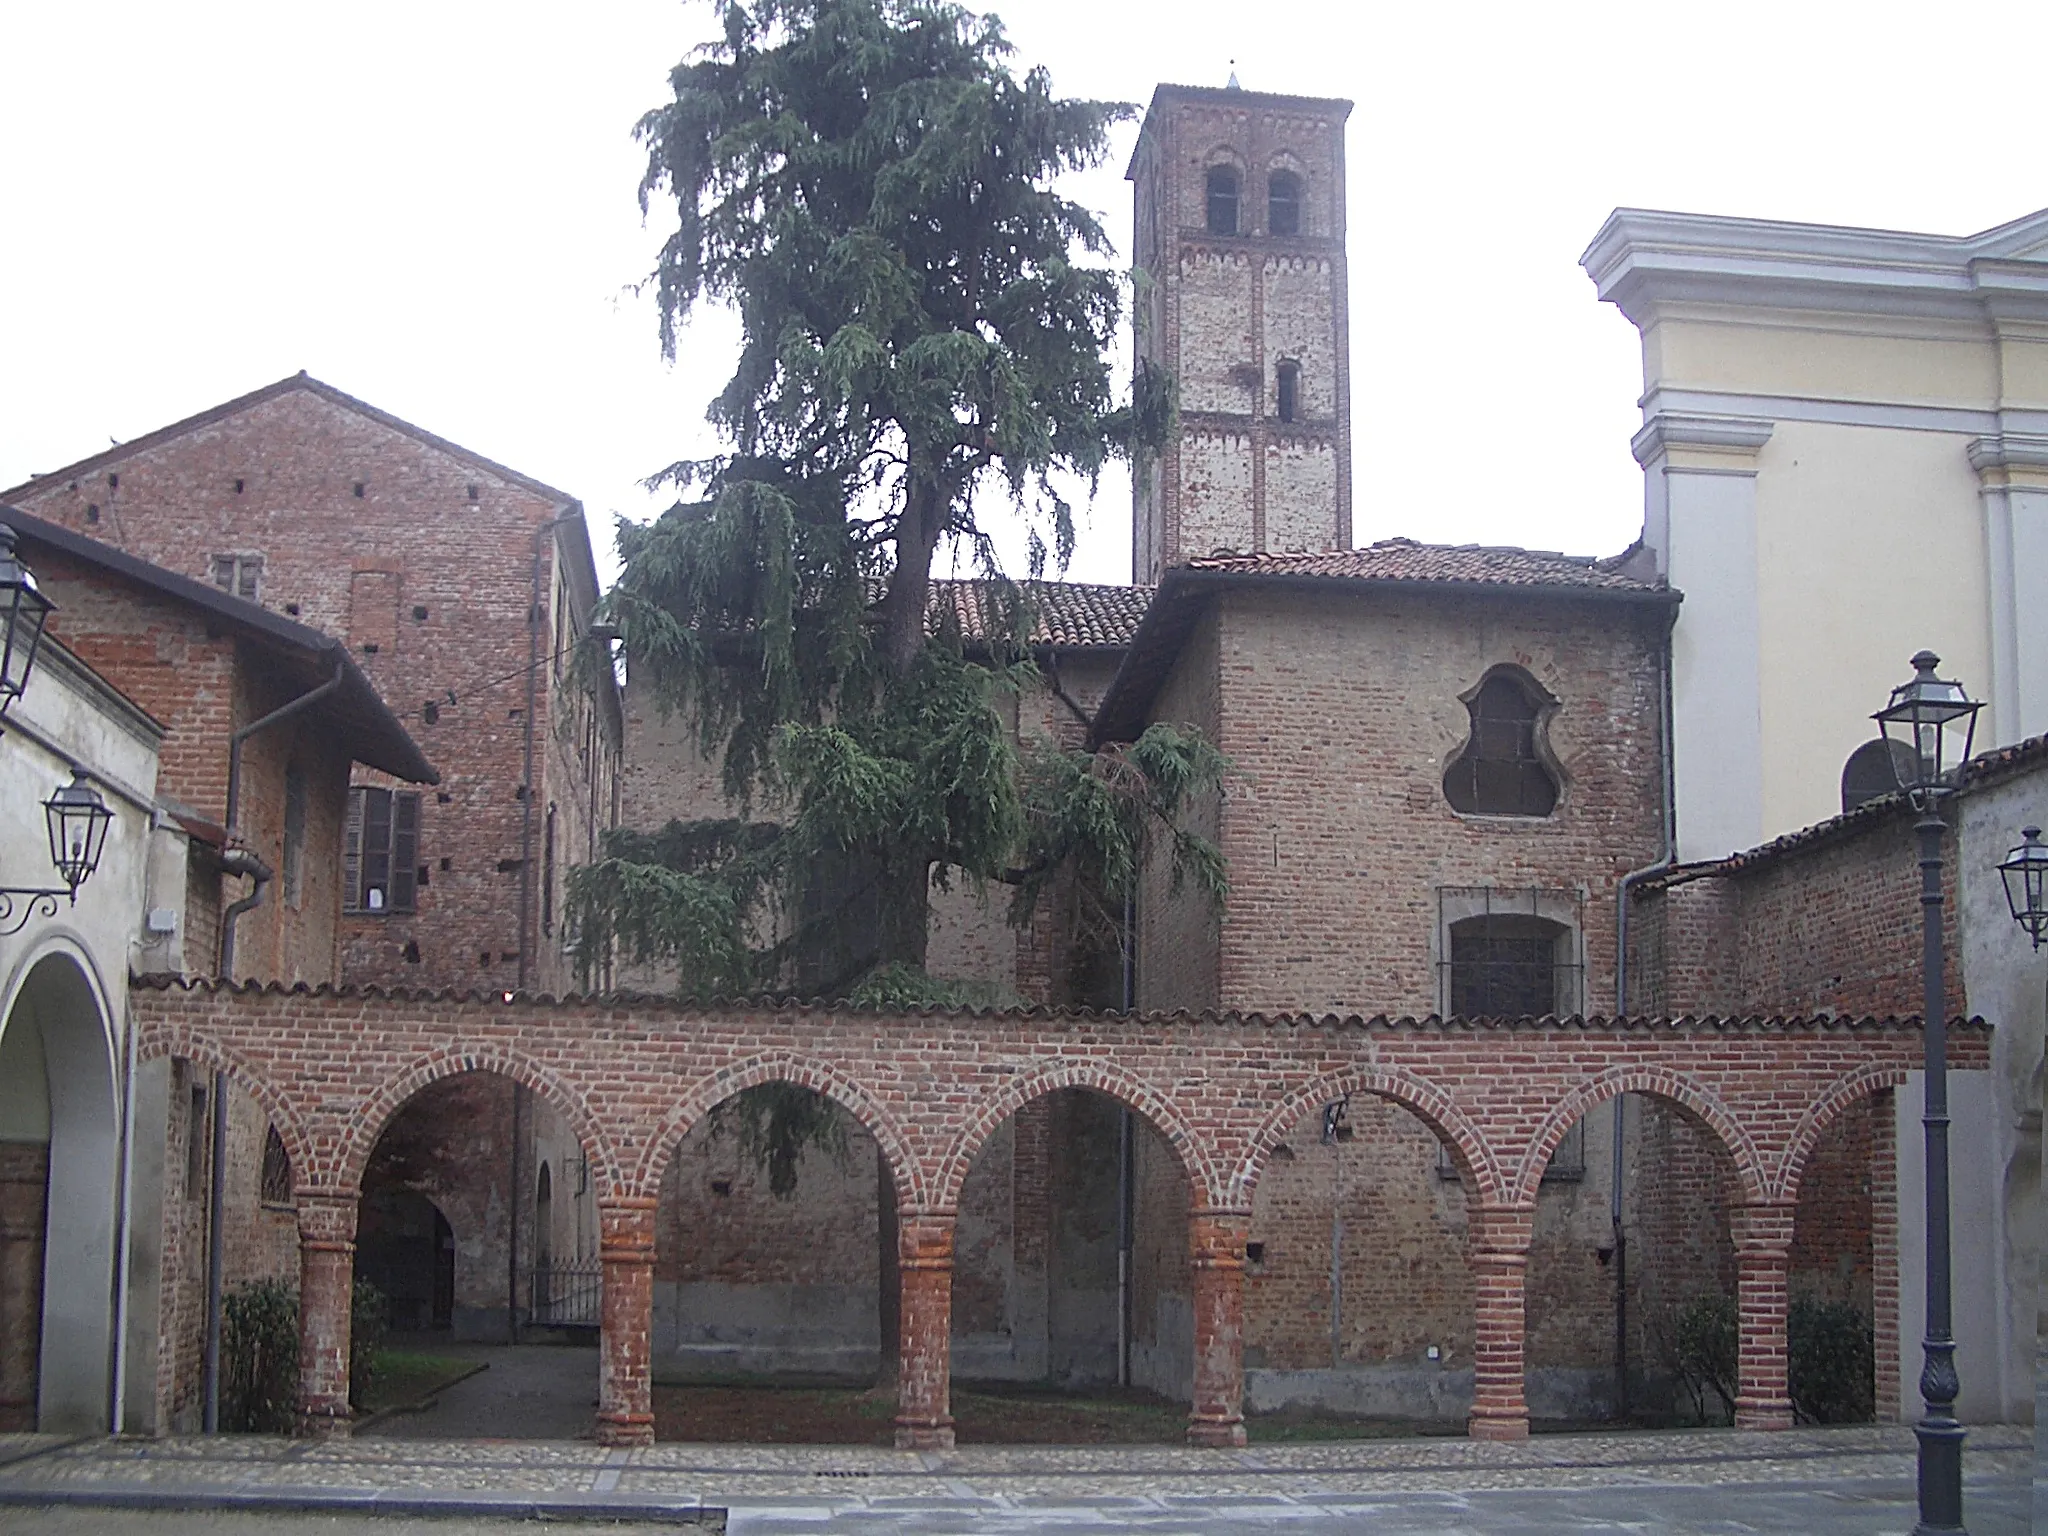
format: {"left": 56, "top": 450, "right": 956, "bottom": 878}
{"left": 344, "top": 787, "right": 421, "bottom": 913}
{"left": 1436, "top": 884, "right": 1583, "bottom": 1018}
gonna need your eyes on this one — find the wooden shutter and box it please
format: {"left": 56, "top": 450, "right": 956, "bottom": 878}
{"left": 389, "top": 792, "right": 420, "bottom": 913}
{"left": 342, "top": 788, "right": 365, "bottom": 913}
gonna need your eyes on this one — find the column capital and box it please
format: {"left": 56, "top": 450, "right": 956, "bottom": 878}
{"left": 1468, "top": 1205, "right": 1534, "bottom": 1255}
{"left": 1729, "top": 1200, "right": 1797, "bottom": 1254}
{"left": 1969, "top": 431, "right": 2048, "bottom": 491}
{"left": 599, "top": 1198, "right": 657, "bottom": 1262}
{"left": 899, "top": 1212, "right": 956, "bottom": 1271}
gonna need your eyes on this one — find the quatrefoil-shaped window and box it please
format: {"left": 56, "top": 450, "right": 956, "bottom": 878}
{"left": 1442, "top": 669, "right": 1560, "bottom": 818}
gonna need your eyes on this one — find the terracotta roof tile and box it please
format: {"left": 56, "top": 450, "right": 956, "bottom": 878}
{"left": 931, "top": 579, "right": 1153, "bottom": 650}
{"left": 1185, "top": 538, "right": 1668, "bottom": 593}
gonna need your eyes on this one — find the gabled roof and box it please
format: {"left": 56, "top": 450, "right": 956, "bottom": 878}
{"left": 0, "top": 504, "right": 437, "bottom": 786}
{"left": 1092, "top": 539, "right": 1676, "bottom": 746}
{"left": 2, "top": 369, "right": 580, "bottom": 508}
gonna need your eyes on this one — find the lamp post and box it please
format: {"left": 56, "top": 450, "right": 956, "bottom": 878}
{"left": 0, "top": 523, "right": 56, "bottom": 731}
{"left": 1873, "top": 650, "right": 1980, "bottom": 1536}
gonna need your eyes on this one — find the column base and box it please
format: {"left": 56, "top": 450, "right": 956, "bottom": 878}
{"left": 295, "top": 1408, "right": 353, "bottom": 1441}
{"left": 596, "top": 1412, "right": 655, "bottom": 1447}
{"left": 1467, "top": 1408, "right": 1529, "bottom": 1441}
{"left": 893, "top": 1418, "right": 956, "bottom": 1450}
{"left": 1734, "top": 1401, "right": 1793, "bottom": 1431}
{"left": 1186, "top": 1414, "right": 1247, "bottom": 1448}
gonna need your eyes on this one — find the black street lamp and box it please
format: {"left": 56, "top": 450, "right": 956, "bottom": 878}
{"left": 1873, "top": 650, "right": 1980, "bottom": 1536}
{"left": 1998, "top": 827, "right": 2048, "bottom": 949}
{"left": 1, "top": 770, "right": 115, "bottom": 936}
{"left": 0, "top": 523, "right": 56, "bottom": 729}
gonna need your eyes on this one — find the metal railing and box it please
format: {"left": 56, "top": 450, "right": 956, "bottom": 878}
{"left": 527, "top": 1259, "right": 602, "bottom": 1328}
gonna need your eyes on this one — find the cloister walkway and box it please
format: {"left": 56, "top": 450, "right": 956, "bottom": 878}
{"left": 130, "top": 977, "right": 1987, "bottom": 1449}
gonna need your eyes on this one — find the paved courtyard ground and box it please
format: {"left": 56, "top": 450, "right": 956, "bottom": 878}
{"left": 0, "top": 1420, "right": 2032, "bottom": 1534}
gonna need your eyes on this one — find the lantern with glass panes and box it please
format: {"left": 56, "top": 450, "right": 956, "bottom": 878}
{"left": 0, "top": 524, "right": 55, "bottom": 729}
{"left": 1, "top": 770, "right": 114, "bottom": 936}
{"left": 1999, "top": 826, "right": 2048, "bottom": 950}
{"left": 1873, "top": 650, "right": 1982, "bottom": 803}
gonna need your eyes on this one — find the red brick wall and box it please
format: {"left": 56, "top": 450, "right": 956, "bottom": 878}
{"left": 1143, "top": 586, "right": 1665, "bottom": 1015}
{"left": 12, "top": 384, "right": 620, "bottom": 994}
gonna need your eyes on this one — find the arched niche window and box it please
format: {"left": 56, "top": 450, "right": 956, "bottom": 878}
{"left": 260, "top": 1124, "right": 292, "bottom": 1207}
{"left": 1205, "top": 165, "right": 1239, "bottom": 236}
{"left": 1442, "top": 670, "right": 1560, "bottom": 817}
{"left": 1447, "top": 912, "right": 1573, "bottom": 1018}
{"left": 1841, "top": 737, "right": 1916, "bottom": 813}
{"left": 1275, "top": 359, "right": 1300, "bottom": 423}
{"left": 1268, "top": 169, "right": 1302, "bottom": 236}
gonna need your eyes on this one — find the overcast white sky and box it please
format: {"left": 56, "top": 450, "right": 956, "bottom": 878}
{"left": 4, "top": 1, "right": 2045, "bottom": 588}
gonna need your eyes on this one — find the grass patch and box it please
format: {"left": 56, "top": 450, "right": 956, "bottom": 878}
{"left": 359, "top": 1349, "right": 481, "bottom": 1413}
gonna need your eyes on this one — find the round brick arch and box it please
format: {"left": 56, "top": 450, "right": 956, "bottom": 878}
{"left": 933, "top": 1060, "right": 1222, "bottom": 1212}
{"left": 134, "top": 1019, "right": 316, "bottom": 1192}
{"left": 1232, "top": 1065, "right": 1505, "bottom": 1208}
{"left": 335, "top": 1044, "right": 621, "bottom": 1199}
{"left": 1511, "top": 1065, "right": 1768, "bottom": 1208}
{"left": 633, "top": 1052, "right": 928, "bottom": 1208}
{"left": 1771, "top": 1063, "right": 1910, "bottom": 1204}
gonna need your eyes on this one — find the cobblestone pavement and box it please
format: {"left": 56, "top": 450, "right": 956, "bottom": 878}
{"left": 0, "top": 1423, "right": 2031, "bottom": 1533}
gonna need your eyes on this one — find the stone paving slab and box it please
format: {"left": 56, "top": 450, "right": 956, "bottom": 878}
{"left": 0, "top": 1425, "right": 2031, "bottom": 1533}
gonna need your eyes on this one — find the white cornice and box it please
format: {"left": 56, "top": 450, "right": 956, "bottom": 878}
{"left": 1581, "top": 205, "right": 2048, "bottom": 326}
{"left": 1968, "top": 433, "right": 2048, "bottom": 473}
{"left": 1631, "top": 412, "right": 1775, "bottom": 467}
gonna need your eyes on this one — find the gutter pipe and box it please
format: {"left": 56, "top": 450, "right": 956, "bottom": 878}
{"left": 1609, "top": 606, "right": 1679, "bottom": 1421}
{"left": 1116, "top": 881, "right": 1135, "bottom": 1388}
{"left": 202, "top": 658, "right": 344, "bottom": 1432}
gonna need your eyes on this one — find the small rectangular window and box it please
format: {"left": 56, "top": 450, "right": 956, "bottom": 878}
{"left": 344, "top": 786, "right": 422, "bottom": 914}
{"left": 1276, "top": 361, "right": 1299, "bottom": 424}
{"left": 211, "top": 552, "right": 263, "bottom": 602}
{"left": 186, "top": 1082, "right": 209, "bottom": 1200}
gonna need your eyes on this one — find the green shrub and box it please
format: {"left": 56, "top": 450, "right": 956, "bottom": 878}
{"left": 220, "top": 1275, "right": 393, "bottom": 1429}
{"left": 222, "top": 1277, "right": 298, "bottom": 1433}
{"left": 1665, "top": 1292, "right": 1738, "bottom": 1424}
{"left": 350, "top": 1280, "right": 389, "bottom": 1409}
{"left": 1788, "top": 1295, "right": 1874, "bottom": 1423}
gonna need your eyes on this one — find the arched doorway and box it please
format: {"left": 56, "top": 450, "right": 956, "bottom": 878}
{"left": 0, "top": 950, "right": 120, "bottom": 1432}
{"left": 357, "top": 1190, "right": 456, "bottom": 1333}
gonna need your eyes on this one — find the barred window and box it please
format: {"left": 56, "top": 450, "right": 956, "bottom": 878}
{"left": 260, "top": 1125, "right": 293, "bottom": 1206}
{"left": 1448, "top": 912, "right": 1571, "bottom": 1018}
{"left": 344, "top": 787, "right": 420, "bottom": 914}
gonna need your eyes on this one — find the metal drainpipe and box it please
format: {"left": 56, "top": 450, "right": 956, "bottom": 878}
{"left": 1116, "top": 882, "right": 1135, "bottom": 1387}
{"left": 1609, "top": 609, "right": 1678, "bottom": 1421}
{"left": 202, "top": 657, "right": 344, "bottom": 1431}
{"left": 519, "top": 509, "right": 580, "bottom": 993}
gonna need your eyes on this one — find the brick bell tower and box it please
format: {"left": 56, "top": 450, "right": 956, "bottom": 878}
{"left": 1127, "top": 83, "right": 1354, "bottom": 583}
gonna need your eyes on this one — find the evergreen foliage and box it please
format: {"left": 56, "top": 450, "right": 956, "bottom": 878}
{"left": 574, "top": 0, "right": 1225, "bottom": 1004}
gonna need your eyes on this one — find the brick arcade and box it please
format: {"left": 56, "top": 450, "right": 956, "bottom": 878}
{"left": 130, "top": 977, "right": 1978, "bottom": 1449}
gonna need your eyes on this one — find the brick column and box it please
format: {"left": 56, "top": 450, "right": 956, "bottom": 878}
{"left": 1187, "top": 1208, "right": 1249, "bottom": 1447}
{"left": 295, "top": 1190, "right": 357, "bottom": 1439}
{"left": 596, "top": 1197, "right": 657, "bottom": 1447}
{"left": 894, "top": 1212, "right": 956, "bottom": 1450}
{"left": 1468, "top": 1206, "right": 1532, "bottom": 1441}
{"left": 1731, "top": 1200, "right": 1795, "bottom": 1429}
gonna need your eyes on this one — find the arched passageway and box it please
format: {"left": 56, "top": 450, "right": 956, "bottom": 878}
{"left": 0, "top": 951, "right": 119, "bottom": 1432}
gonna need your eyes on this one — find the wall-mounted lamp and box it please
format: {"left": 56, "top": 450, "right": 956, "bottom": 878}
{"left": 2, "top": 769, "right": 115, "bottom": 935}
{"left": 1999, "top": 826, "right": 2048, "bottom": 949}
{"left": 0, "top": 523, "right": 56, "bottom": 730}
